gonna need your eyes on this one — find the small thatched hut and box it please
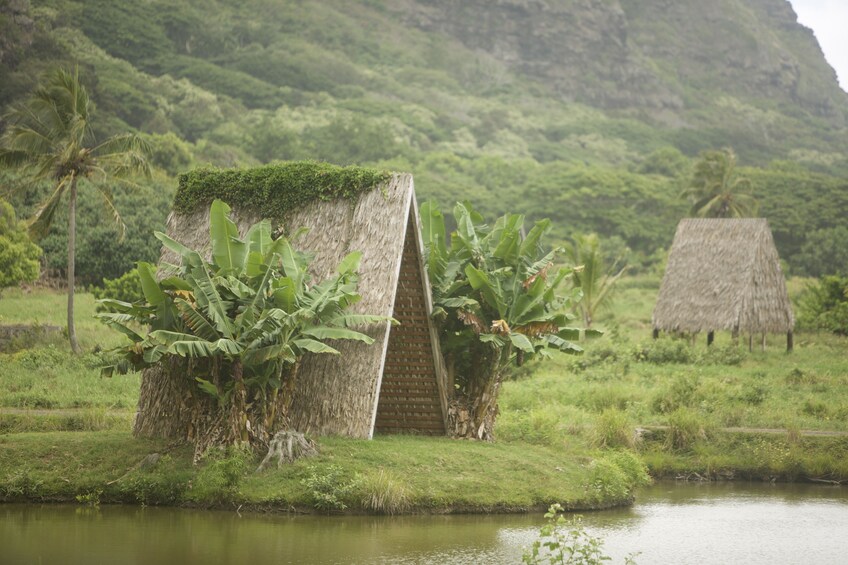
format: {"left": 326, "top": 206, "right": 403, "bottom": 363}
{"left": 134, "top": 168, "right": 449, "bottom": 440}
{"left": 652, "top": 218, "right": 795, "bottom": 350}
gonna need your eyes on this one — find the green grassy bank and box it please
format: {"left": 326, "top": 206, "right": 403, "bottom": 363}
{"left": 0, "top": 431, "right": 648, "bottom": 513}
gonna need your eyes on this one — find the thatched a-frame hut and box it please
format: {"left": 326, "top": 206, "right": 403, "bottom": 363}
{"left": 652, "top": 218, "right": 795, "bottom": 350}
{"left": 135, "top": 171, "right": 449, "bottom": 440}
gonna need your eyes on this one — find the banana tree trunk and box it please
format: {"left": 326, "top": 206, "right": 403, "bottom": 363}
{"left": 447, "top": 342, "right": 510, "bottom": 441}
{"left": 134, "top": 358, "right": 300, "bottom": 459}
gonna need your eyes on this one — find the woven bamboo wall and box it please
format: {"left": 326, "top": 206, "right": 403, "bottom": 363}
{"left": 374, "top": 217, "right": 446, "bottom": 435}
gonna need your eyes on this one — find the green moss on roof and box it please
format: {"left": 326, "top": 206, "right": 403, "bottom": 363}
{"left": 174, "top": 161, "right": 392, "bottom": 218}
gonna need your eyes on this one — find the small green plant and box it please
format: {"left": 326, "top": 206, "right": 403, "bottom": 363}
{"left": 75, "top": 489, "right": 102, "bottom": 507}
{"left": 301, "top": 465, "right": 360, "bottom": 512}
{"left": 523, "top": 503, "right": 638, "bottom": 564}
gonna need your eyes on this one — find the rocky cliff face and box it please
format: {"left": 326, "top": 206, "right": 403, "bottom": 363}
{"left": 393, "top": 0, "right": 846, "bottom": 121}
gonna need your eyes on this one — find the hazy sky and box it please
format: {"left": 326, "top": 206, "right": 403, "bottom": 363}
{"left": 789, "top": 0, "right": 847, "bottom": 90}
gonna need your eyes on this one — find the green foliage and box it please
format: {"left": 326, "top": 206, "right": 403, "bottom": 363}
{"left": 633, "top": 338, "right": 695, "bottom": 365}
{"left": 356, "top": 469, "right": 410, "bottom": 515}
{"left": 663, "top": 408, "right": 712, "bottom": 452}
{"left": 91, "top": 270, "right": 143, "bottom": 311}
{"left": 301, "top": 464, "right": 360, "bottom": 512}
{"left": 797, "top": 276, "right": 848, "bottom": 335}
{"left": 421, "top": 201, "right": 588, "bottom": 394}
{"left": 798, "top": 227, "right": 848, "bottom": 277}
{"left": 189, "top": 446, "right": 252, "bottom": 503}
{"left": 565, "top": 233, "right": 627, "bottom": 327}
{"left": 0, "top": 66, "right": 150, "bottom": 351}
{"left": 651, "top": 374, "right": 701, "bottom": 414}
{"left": 0, "top": 199, "right": 41, "bottom": 291}
{"left": 682, "top": 148, "right": 758, "bottom": 218}
{"left": 592, "top": 409, "right": 635, "bottom": 450}
{"left": 173, "top": 161, "right": 391, "bottom": 219}
{"left": 523, "top": 505, "right": 623, "bottom": 565}
{"left": 97, "top": 199, "right": 381, "bottom": 416}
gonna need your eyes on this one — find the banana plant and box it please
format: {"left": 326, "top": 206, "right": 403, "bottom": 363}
{"left": 420, "top": 201, "right": 598, "bottom": 439}
{"left": 97, "top": 199, "right": 386, "bottom": 445}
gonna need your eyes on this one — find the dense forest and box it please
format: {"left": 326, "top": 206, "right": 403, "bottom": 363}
{"left": 1, "top": 0, "right": 847, "bottom": 285}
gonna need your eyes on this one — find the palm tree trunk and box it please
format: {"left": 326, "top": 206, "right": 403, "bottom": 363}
{"left": 67, "top": 177, "right": 80, "bottom": 354}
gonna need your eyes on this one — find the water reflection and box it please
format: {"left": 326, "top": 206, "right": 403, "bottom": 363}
{"left": 1, "top": 483, "right": 846, "bottom": 564}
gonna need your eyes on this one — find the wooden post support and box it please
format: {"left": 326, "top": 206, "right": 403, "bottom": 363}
{"left": 732, "top": 328, "right": 739, "bottom": 345}
{"left": 748, "top": 334, "right": 753, "bottom": 352}
{"left": 652, "top": 328, "right": 659, "bottom": 340}
{"left": 707, "top": 331, "right": 715, "bottom": 347}
{"left": 787, "top": 330, "right": 793, "bottom": 352}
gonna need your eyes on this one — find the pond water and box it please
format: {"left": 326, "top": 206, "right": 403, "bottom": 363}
{"left": 2, "top": 482, "right": 847, "bottom": 564}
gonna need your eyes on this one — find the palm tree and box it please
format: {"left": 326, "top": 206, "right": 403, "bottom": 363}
{"left": 0, "top": 67, "right": 150, "bottom": 353}
{"left": 682, "top": 148, "right": 758, "bottom": 218}
{"left": 564, "top": 233, "right": 627, "bottom": 328}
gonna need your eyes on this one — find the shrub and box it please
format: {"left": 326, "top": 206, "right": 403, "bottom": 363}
{"left": 92, "top": 269, "right": 144, "bottom": 311}
{"left": 738, "top": 383, "right": 768, "bottom": 406}
{"left": 797, "top": 276, "right": 848, "bottom": 335}
{"left": 301, "top": 465, "right": 360, "bottom": 512}
{"left": 0, "top": 198, "right": 41, "bottom": 293}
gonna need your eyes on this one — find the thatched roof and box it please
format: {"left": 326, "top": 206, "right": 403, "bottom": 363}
{"left": 158, "top": 173, "right": 448, "bottom": 439}
{"left": 652, "top": 218, "right": 794, "bottom": 334}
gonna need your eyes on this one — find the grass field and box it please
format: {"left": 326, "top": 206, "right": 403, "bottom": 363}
{"left": 0, "top": 280, "right": 846, "bottom": 512}
{"left": 498, "top": 276, "right": 848, "bottom": 481}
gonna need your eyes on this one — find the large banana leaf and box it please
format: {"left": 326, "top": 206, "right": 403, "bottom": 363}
{"left": 292, "top": 338, "right": 340, "bottom": 354}
{"left": 245, "top": 219, "right": 272, "bottom": 256}
{"left": 189, "top": 263, "right": 235, "bottom": 339}
{"left": 210, "top": 199, "right": 247, "bottom": 274}
{"left": 174, "top": 298, "right": 220, "bottom": 342}
{"left": 302, "top": 326, "right": 375, "bottom": 344}
{"left": 137, "top": 262, "right": 166, "bottom": 306}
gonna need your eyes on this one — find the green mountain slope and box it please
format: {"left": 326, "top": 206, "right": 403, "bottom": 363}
{"left": 1, "top": 0, "right": 846, "bottom": 279}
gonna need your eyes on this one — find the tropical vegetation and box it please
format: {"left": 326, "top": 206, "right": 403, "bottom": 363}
{"left": 682, "top": 148, "right": 758, "bottom": 218}
{"left": 420, "top": 201, "right": 595, "bottom": 440}
{"left": 97, "top": 199, "right": 383, "bottom": 455}
{"left": 0, "top": 67, "right": 149, "bottom": 352}
{"left": 0, "top": 199, "right": 41, "bottom": 294}
{"left": 797, "top": 276, "right": 848, "bottom": 336}
{"left": 564, "top": 233, "right": 628, "bottom": 327}
{"left": 2, "top": 0, "right": 847, "bottom": 285}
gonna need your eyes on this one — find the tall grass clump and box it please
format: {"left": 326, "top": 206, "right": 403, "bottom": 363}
{"left": 592, "top": 409, "right": 635, "bottom": 449}
{"left": 664, "top": 408, "right": 712, "bottom": 451}
{"left": 357, "top": 469, "right": 410, "bottom": 515}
